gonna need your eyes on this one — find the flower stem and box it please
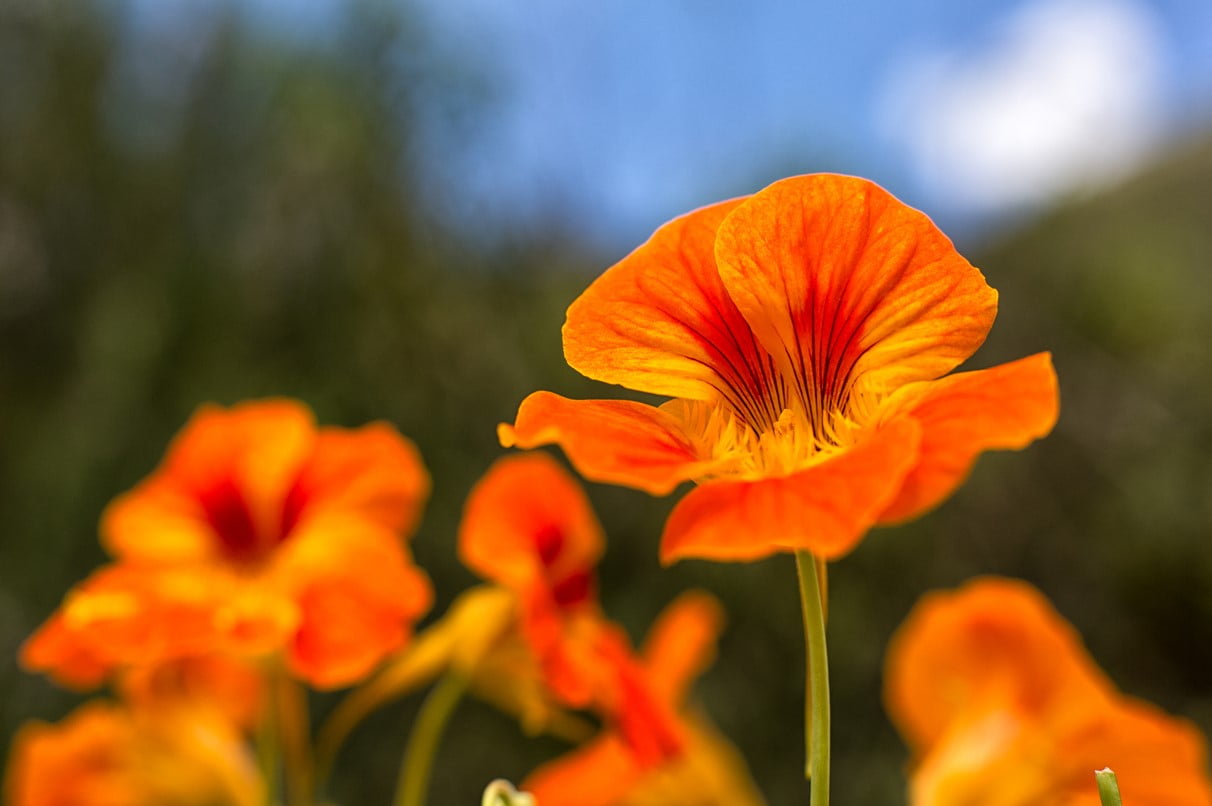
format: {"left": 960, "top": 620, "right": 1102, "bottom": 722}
{"left": 394, "top": 673, "right": 469, "bottom": 806}
{"left": 795, "top": 550, "right": 830, "bottom": 805}
{"left": 275, "top": 672, "right": 314, "bottom": 806}
{"left": 1096, "top": 768, "right": 1124, "bottom": 806}
{"left": 256, "top": 668, "right": 283, "bottom": 806}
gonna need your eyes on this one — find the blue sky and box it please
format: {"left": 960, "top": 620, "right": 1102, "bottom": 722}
{"left": 133, "top": 0, "right": 1212, "bottom": 251}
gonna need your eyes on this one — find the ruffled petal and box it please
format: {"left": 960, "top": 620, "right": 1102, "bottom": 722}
{"left": 271, "top": 514, "right": 433, "bottom": 689}
{"left": 563, "top": 198, "right": 790, "bottom": 422}
{"left": 877, "top": 352, "right": 1059, "bottom": 524}
{"left": 640, "top": 590, "right": 724, "bottom": 705}
{"left": 660, "top": 418, "right": 921, "bottom": 563}
{"left": 714, "top": 175, "right": 997, "bottom": 412}
{"left": 20, "top": 564, "right": 267, "bottom": 688}
{"left": 284, "top": 422, "right": 430, "bottom": 539}
{"left": 500, "top": 392, "right": 713, "bottom": 495}
{"left": 884, "top": 577, "right": 1110, "bottom": 752}
{"left": 460, "top": 452, "right": 605, "bottom": 593}
{"left": 524, "top": 735, "right": 639, "bottom": 806}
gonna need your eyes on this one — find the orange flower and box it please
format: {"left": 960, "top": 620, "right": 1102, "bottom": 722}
{"left": 523, "top": 591, "right": 765, "bottom": 806}
{"left": 459, "top": 453, "right": 683, "bottom": 765}
{"left": 885, "top": 577, "right": 1212, "bottom": 805}
{"left": 22, "top": 399, "right": 432, "bottom": 689}
{"left": 500, "top": 174, "right": 1058, "bottom": 562}
{"left": 5, "top": 700, "right": 263, "bottom": 806}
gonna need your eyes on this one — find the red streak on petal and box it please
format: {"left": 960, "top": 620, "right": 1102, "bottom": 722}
{"left": 534, "top": 524, "right": 566, "bottom": 568}
{"left": 198, "top": 476, "right": 264, "bottom": 564}
{"left": 550, "top": 569, "right": 594, "bottom": 610}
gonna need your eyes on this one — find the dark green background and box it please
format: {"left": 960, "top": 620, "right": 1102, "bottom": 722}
{"left": 2, "top": 3, "right": 1211, "bottom": 803}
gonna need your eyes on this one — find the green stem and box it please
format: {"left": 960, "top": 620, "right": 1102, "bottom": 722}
{"left": 795, "top": 550, "right": 831, "bottom": 805}
{"left": 275, "top": 672, "right": 314, "bottom": 806}
{"left": 394, "top": 673, "right": 469, "bottom": 806}
{"left": 1096, "top": 768, "right": 1124, "bottom": 806}
{"left": 256, "top": 669, "right": 283, "bottom": 806}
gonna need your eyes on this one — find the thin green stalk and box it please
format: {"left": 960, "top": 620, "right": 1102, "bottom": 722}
{"left": 256, "top": 669, "right": 284, "bottom": 806}
{"left": 394, "top": 673, "right": 469, "bottom": 806}
{"left": 275, "top": 672, "right": 314, "bottom": 806}
{"left": 795, "top": 550, "right": 830, "bottom": 805}
{"left": 1096, "top": 768, "right": 1124, "bottom": 806}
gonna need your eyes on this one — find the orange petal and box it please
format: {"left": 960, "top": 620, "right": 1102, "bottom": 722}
{"left": 714, "top": 174, "right": 997, "bottom": 409}
{"left": 1070, "top": 699, "right": 1212, "bottom": 805}
{"left": 564, "top": 197, "right": 790, "bottom": 417}
{"left": 524, "top": 735, "right": 640, "bottom": 806}
{"left": 660, "top": 418, "right": 921, "bottom": 563}
{"left": 460, "top": 452, "right": 606, "bottom": 591}
{"left": 19, "top": 615, "right": 112, "bottom": 691}
{"left": 21, "top": 564, "right": 252, "bottom": 686}
{"left": 272, "top": 515, "right": 433, "bottom": 689}
{"left": 641, "top": 591, "right": 725, "bottom": 705}
{"left": 884, "top": 577, "right": 1110, "bottom": 752}
{"left": 284, "top": 422, "right": 430, "bottom": 539}
{"left": 499, "top": 392, "right": 711, "bottom": 495}
{"left": 877, "top": 352, "right": 1059, "bottom": 524}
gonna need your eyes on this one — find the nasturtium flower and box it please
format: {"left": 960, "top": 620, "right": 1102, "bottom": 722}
{"left": 5, "top": 699, "right": 263, "bottom": 806}
{"left": 500, "top": 174, "right": 1058, "bottom": 563}
{"left": 459, "top": 453, "right": 683, "bottom": 765}
{"left": 885, "top": 577, "right": 1212, "bottom": 806}
{"left": 22, "top": 399, "right": 432, "bottom": 689}
{"left": 524, "top": 591, "right": 765, "bottom": 806}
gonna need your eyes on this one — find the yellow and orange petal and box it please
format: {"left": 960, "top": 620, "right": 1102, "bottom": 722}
{"left": 5, "top": 701, "right": 263, "bottom": 806}
{"left": 24, "top": 518, "right": 432, "bottom": 690}
{"left": 502, "top": 174, "right": 1058, "bottom": 562}
{"left": 886, "top": 578, "right": 1212, "bottom": 806}
{"left": 271, "top": 513, "right": 433, "bottom": 688}
{"left": 21, "top": 564, "right": 260, "bottom": 688}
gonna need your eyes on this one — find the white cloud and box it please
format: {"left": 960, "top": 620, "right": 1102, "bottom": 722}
{"left": 879, "top": 0, "right": 1166, "bottom": 211}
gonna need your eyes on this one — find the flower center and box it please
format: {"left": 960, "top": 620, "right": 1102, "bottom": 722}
{"left": 200, "top": 475, "right": 306, "bottom": 567}
{"left": 672, "top": 382, "right": 882, "bottom": 481}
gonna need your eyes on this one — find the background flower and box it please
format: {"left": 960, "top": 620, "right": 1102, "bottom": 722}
{"left": 885, "top": 577, "right": 1212, "bottom": 805}
{"left": 22, "top": 399, "right": 433, "bottom": 690}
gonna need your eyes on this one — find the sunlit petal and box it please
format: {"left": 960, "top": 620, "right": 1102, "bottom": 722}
{"left": 715, "top": 174, "right": 997, "bottom": 406}
{"left": 878, "top": 352, "right": 1060, "bottom": 524}
{"left": 501, "top": 392, "right": 712, "bottom": 495}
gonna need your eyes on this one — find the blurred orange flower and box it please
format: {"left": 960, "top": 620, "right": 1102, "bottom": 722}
{"left": 459, "top": 453, "right": 682, "bottom": 765}
{"left": 523, "top": 591, "right": 766, "bottom": 806}
{"left": 23, "top": 399, "right": 432, "bottom": 689}
{"left": 5, "top": 699, "right": 263, "bottom": 806}
{"left": 501, "top": 174, "right": 1058, "bottom": 563}
{"left": 885, "top": 577, "right": 1212, "bottom": 805}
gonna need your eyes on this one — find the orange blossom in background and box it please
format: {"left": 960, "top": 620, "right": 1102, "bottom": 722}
{"left": 22, "top": 398, "right": 433, "bottom": 689}
{"left": 501, "top": 173, "right": 1059, "bottom": 563}
{"left": 6, "top": 695, "right": 262, "bottom": 806}
{"left": 458, "top": 452, "right": 683, "bottom": 766}
{"left": 885, "top": 577, "right": 1212, "bottom": 805}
